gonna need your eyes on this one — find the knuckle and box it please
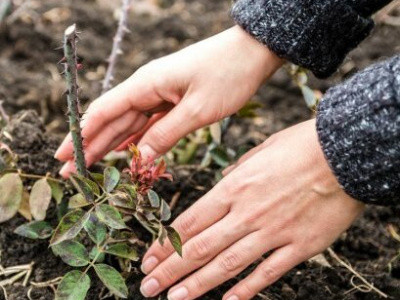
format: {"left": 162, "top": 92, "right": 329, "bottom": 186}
{"left": 175, "top": 211, "right": 197, "bottom": 237}
{"left": 190, "top": 273, "right": 206, "bottom": 290}
{"left": 219, "top": 250, "right": 243, "bottom": 273}
{"left": 258, "top": 264, "right": 279, "bottom": 283}
{"left": 148, "top": 125, "right": 172, "bottom": 149}
{"left": 186, "top": 237, "right": 211, "bottom": 262}
{"left": 158, "top": 265, "right": 176, "bottom": 283}
{"left": 238, "top": 281, "right": 255, "bottom": 299}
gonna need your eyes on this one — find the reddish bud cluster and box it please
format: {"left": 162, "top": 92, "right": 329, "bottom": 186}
{"left": 126, "top": 144, "right": 172, "bottom": 194}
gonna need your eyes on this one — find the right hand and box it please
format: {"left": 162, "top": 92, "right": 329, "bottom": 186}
{"left": 55, "top": 26, "right": 283, "bottom": 177}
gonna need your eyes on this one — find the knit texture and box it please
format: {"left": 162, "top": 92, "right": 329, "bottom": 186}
{"left": 231, "top": 0, "right": 392, "bottom": 78}
{"left": 316, "top": 55, "right": 400, "bottom": 206}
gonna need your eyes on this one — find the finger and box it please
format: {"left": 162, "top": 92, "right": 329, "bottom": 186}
{"left": 165, "top": 231, "right": 277, "bottom": 300}
{"left": 140, "top": 215, "right": 251, "bottom": 298}
{"left": 59, "top": 113, "right": 148, "bottom": 178}
{"left": 222, "top": 137, "right": 276, "bottom": 177}
{"left": 141, "top": 183, "right": 231, "bottom": 274}
{"left": 56, "top": 109, "right": 145, "bottom": 162}
{"left": 137, "top": 96, "right": 213, "bottom": 159}
{"left": 223, "top": 245, "right": 302, "bottom": 300}
{"left": 55, "top": 74, "right": 161, "bottom": 161}
{"left": 114, "top": 112, "right": 167, "bottom": 151}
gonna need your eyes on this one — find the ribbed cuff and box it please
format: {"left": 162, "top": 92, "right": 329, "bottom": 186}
{"left": 316, "top": 55, "right": 400, "bottom": 206}
{"left": 231, "top": 0, "right": 379, "bottom": 78}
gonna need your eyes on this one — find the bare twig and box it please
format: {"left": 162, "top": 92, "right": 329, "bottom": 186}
{"left": 63, "top": 24, "right": 87, "bottom": 176}
{"left": 0, "top": 100, "right": 9, "bottom": 124}
{"left": 102, "top": 0, "right": 132, "bottom": 94}
{"left": 327, "top": 248, "right": 388, "bottom": 298}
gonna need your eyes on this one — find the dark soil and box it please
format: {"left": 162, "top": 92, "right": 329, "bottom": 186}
{"left": 0, "top": 0, "right": 399, "bottom": 299}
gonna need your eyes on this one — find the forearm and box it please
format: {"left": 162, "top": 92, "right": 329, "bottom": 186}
{"left": 316, "top": 55, "right": 400, "bottom": 206}
{"left": 231, "top": 0, "right": 393, "bottom": 78}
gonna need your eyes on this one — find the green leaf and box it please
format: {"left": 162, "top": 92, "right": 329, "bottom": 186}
{"left": 104, "top": 167, "right": 120, "bottom": 193}
{"left": 29, "top": 178, "right": 52, "bottom": 221}
{"left": 109, "top": 193, "right": 135, "bottom": 209}
{"left": 94, "top": 264, "right": 128, "bottom": 298}
{"left": 96, "top": 204, "right": 126, "bottom": 229}
{"left": 48, "top": 181, "right": 64, "bottom": 204}
{"left": 14, "top": 221, "right": 53, "bottom": 239}
{"left": 50, "top": 209, "right": 90, "bottom": 246}
{"left": 84, "top": 212, "right": 107, "bottom": 245}
{"left": 210, "top": 147, "right": 230, "bottom": 168}
{"left": 105, "top": 243, "right": 139, "bottom": 261}
{"left": 118, "top": 184, "right": 137, "bottom": 200}
{"left": 90, "top": 173, "right": 104, "bottom": 187}
{"left": 160, "top": 199, "right": 171, "bottom": 222}
{"left": 147, "top": 190, "right": 160, "bottom": 208}
{"left": 166, "top": 226, "right": 182, "bottom": 257}
{"left": 0, "top": 173, "right": 23, "bottom": 223}
{"left": 69, "top": 194, "right": 90, "bottom": 209}
{"left": 89, "top": 247, "right": 105, "bottom": 263}
{"left": 52, "top": 240, "right": 90, "bottom": 267}
{"left": 70, "top": 175, "right": 97, "bottom": 201}
{"left": 55, "top": 270, "right": 90, "bottom": 300}
{"left": 158, "top": 225, "right": 167, "bottom": 246}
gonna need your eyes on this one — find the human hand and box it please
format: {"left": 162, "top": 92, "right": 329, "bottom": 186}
{"left": 54, "top": 26, "right": 283, "bottom": 177}
{"left": 140, "top": 119, "right": 365, "bottom": 300}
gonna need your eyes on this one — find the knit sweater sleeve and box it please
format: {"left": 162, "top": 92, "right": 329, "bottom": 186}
{"left": 316, "top": 55, "right": 400, "bottom": 206}
{"left": 231, "top": 0, "right": 393, "bottom": 78}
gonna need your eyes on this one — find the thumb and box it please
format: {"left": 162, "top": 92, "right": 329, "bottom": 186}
{"left": 137, "top": 101, "right": 208, "bottom": 159}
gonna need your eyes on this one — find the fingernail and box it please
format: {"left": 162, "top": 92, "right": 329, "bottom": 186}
{"left": 138, "top": 144, "right": 157, "bottom": 160}
{"left": 140, "top": 278, "right": 160, "bottom": 297}
{"left": 141, "top": 256, "right": 159, "bottom": 274}
{"left": 226, "top": 296, "right": 239, "bottom": 300}
{"left": 168, "top": 286, "right": 188, "bottom": 300}
{"left": 54, "top": 148, "right": 61, "bottom": 159}
{"left": 59, "top": 163, "right": 69, "bottom": 176}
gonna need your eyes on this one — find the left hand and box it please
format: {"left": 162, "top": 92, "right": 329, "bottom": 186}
{"left": 139, "top": 119, "right": 365, "bottom": 300}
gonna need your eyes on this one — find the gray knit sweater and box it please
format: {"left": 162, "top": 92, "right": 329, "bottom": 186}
{"left": 231, "top": 1, "right": 400, "bottom": 206}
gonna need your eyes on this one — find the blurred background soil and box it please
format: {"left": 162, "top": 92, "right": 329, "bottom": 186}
{"left": 0, "top": 0, "right": 399, "bottom": 299}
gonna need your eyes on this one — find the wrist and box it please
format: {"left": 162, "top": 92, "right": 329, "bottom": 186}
{"left": 229, "top": 25, "right": 284, "bottom": 82}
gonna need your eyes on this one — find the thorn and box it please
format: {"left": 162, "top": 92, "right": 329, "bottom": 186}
{"left": 58, "top": 57, "right": 67, "bottom": 64}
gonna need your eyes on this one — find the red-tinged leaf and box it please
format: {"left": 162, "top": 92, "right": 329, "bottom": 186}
{"left": 166, "top": 226, "right": 182, "bottom": 257}
{"left": 94, "top": 264, "right": 128, "bottom": 298}
{"left": 0, "top": 173, "right": 23, "bottom": 223}
{"left": 14, "top": 221, "right": 53, "bottom": 239}
{"left": 50, "top": 209, "right": 90, "bottom": 246}
{"left": 30, "top": 178, "right": 52, "bottom": 221}
{"left": 52, "top": 240, "right": 90, "bottom": 267}
{"left": 104, "top": 166, "right": 120, "bottom": 193}
{"left": 55, "top": 270, "right": 90, "bottom": 300}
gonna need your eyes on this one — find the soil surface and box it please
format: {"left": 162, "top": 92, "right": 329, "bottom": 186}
{"left": 0, "top": 1, "right": 399, "bottom": 300}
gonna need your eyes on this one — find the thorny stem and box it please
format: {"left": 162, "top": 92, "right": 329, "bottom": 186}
{"left": 101, "top": 0, "right": 131, "bottom": 94}
{"left": 63, "top": 24, "right": 87, "bottom": 177}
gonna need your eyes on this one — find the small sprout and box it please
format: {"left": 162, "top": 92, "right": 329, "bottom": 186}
{"left": 126, "top": 144, "right": 172, "bottom": 194}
